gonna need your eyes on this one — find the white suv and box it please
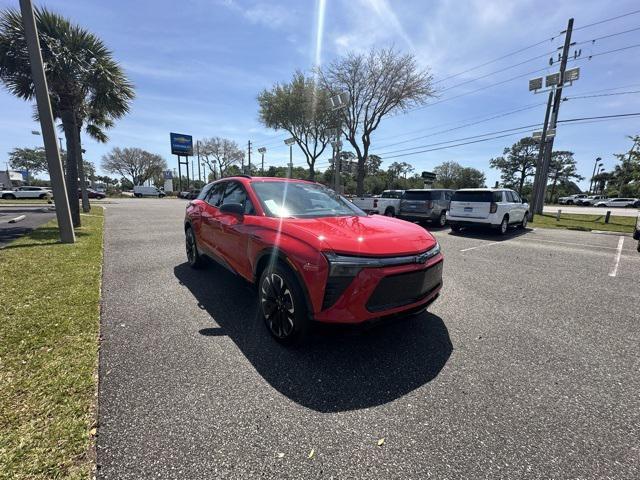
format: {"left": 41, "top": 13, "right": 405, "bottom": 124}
{"left": 447, "top": 188, "right": 529, "bottom": 235}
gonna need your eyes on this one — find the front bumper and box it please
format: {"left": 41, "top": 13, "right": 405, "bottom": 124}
{"left": 313, "top": 253, "right": 444, "bottom": 324}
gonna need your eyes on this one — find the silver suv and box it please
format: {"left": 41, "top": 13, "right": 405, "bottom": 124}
{"left": 399, "top": 189, "right": 454, "bottom": 227}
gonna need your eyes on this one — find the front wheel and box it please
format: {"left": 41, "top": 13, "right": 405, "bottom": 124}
{"left": 519, "top": 213, "right": 528, "bottom": 229}
{"left": 438, "top": 210, "right": 447, "bottom": 227}
{"left": 384, "top": 207, "right": 395, "bottom": 217}
{"left": 2, "top": 193, "right": 16, "bottom": 200}
{"left": 259, "top": 262, "right": 309, "bottom": 345}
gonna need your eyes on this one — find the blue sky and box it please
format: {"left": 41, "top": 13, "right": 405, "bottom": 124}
{"left": 1, "top": 0, "right": 639, "bottom": 188}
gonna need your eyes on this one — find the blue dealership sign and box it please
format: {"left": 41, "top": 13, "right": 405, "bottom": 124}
{"left": 163, "top": 169, "right": 173, "bottom": 180}
{"left": 170, "top": 132, "right": 193, "bottom": 156}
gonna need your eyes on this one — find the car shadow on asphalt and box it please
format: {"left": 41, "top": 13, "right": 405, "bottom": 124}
{"left": 174, "top": 261, "right": 452, "bottom": 413}
{"left": 448, "top": 227, "right": 532, "bottom": 241}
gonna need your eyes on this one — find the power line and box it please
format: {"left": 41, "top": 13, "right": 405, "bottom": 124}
{"left": 557, "top": 112, "right": 640, "bottom": 123}
{"left": 377, "top": 102, "right": 545, "bottom": 150}
{"left": 433, "top": 37, "right": 556, "bottom": 85}
{"left": 564, "top": 90, "right": 640, "bottom": 100}
{"left": 573, "top": 9, "right": 640, "bottom": 31}
{"left": 575, "top": 25, "right": 640, "bottom": 46}
{"left": 579, "top": 42, "right": 640, "bottom": 60}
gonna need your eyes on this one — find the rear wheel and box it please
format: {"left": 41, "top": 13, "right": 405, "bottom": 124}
{"left": 2, "top": 193, "right": 16, "bottom": 200}
{"left": 185, "top": 227, "right": 204, "bottom": 269}
{"left": 259, "top": 262, "right": 309, "bottom": 345}
{"left": 134, "top": 193, "right": 142, "bottom": 198}
{"left": 438, "top": 210, "right": 447, "bottom": 227}
{"left": 384, "top": 207, "right": 395, "bottom": 217}
{"left": 498, "top": 216, "right": 509, "bottom": 235}
{"left": 519, "top": 213, "right": 528, "bottom": 229}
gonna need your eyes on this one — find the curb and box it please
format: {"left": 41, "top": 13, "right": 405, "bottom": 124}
{"left": 8, "top": 214, "right": 26, "bottom": 223}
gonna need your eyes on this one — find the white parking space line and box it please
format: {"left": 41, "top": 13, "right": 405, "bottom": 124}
{"left": 522, "top": 237, "right": 622, "bottom": 251}
{"left": 460, "top": 241, "right": 504, "bottom": 252}
{"left": 609, "top": 236, "right": 625, "bottom": 277}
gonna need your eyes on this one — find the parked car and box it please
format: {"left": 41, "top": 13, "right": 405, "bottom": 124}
{"left": 78, "top": 188, "right": 106, "bottom": 199}
{"left": 576, "top": 195, "right": 607, "bottom": 206}
{"left": 447, "top": 188, "right": 529, "bottom": 235}
{"left": 634, "top": 214, "right": 640, "bottom": 252}
{"left": 594, "top": 198, "right": 639, "bottom": 208}
{"left": 351, "top": 190, "right": 404, "bottom": 216}
{"left": 0, "top": 186, "right": 52, "bottom": 200}
{"left": 558, "top": 194, "right": 588, "bottom": 205}
{"left": 133, "top": 185, "right": 165, "bottom": 198}
{"left": 179, "top": 189, "right": 201, "bottom": 200}
{"left": 399, "top": 189, "right": 454, "bottom": 227}
{"left": 184, "top": 177, "right": 443, "bottom": 344}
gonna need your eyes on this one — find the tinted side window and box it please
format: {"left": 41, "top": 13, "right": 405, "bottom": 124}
{"left": 197, "top": 183, "right": 214, "bottom": 200}
{"left": 221, "top": 182, "right": 255, "bottom": 214}
{"left": 504, "top": 191, "right": 514, "bottom": 202}
{"left": 511, "top": 191, "right": 521, "bottom": 203}
{"left": 493, "top": 191, "right": 504, "bottom": 202}
{"left": 206, "top": 182, "right": 225, "bottom": 206}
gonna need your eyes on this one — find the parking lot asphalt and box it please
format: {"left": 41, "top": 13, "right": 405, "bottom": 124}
{"left": 0, "top": 207, "right": 55, "bottom": 247}
{"left": 97, "top": 198, "right": 639, "bottom": 479}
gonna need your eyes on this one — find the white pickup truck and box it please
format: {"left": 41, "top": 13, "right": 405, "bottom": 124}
{"left": 351, "top": 190, "right": 404, "bottom": 217}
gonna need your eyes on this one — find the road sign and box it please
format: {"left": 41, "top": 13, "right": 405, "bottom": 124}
{"left": 163, "top": 169, "right": 173, "bottom": 180}
{"left": 421, "top": 171, "right": 436, "bottom": 181}
{"left": 545, "top": 73, "right": 560, "bottom": 87}
{"left": 565, "top": 67, "right": 580, "bottom": 82}
{"left": 529, "top": 77, "right": 543, "bottom": 91}
{"left": 170, "top": 132, "right": 193, "bottom": 156}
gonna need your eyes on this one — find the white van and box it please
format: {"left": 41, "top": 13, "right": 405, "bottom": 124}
{"left": 133, "top": 185, "right": 165, "bottom": 198}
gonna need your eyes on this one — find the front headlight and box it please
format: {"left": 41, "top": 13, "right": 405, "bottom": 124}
{"left": 324, "top": 242, "right": 441, "bottom": 276}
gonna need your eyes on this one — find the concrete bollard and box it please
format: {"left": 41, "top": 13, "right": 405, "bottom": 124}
{"left": 556, "top": 209, "right": 561, "bottom": 221}
{"left": 605, "top": 210, "right": 611, "bottom": 224}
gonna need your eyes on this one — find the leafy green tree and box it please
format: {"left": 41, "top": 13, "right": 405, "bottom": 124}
{"left": 433, "top": 161, "right": 486, "bottom": 189}
{"left": 101, "top": 147, "right": 167, "bottom": 186}
{"left": 546, "top": 151, "right": 583, "bottom": 202}
{"left": 490, "top": 137, "right": 539, "bottom": 194}
{"left": 610, "top": 135, "right": 640, "bottom": 196}
{"left": 8, "top": 147, "right": 47, "bottom": 180}
{"left": 0, "top": 8, "right": 134, "bottom": 224}
{"left": 320, "top": 48, "right": 435, "bottom": 195}
{"left": 199, "top": 137, "right": 244, "bottom": 179}
{"left": 258, "top": 71, "right": 336, "bottom": 180}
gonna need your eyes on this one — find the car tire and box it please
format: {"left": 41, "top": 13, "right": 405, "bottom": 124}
{"left": 567, "top": 200, "right": 573, "bottom": 205}
{"left": 3, "top": 193, "right": 16, "bottom": 200}
{"left": 498, "top": 215, "right": 509, "bottom": 235}
{"left": 258, "top": 261, "right": 309, "bottom": 345}
{"left": 438, "top": 210, "right": 447, "bottom": 227}
{"left": 384, "top": 207, "right": 395, "bottom": 217}
{"left": 38, "top": 193, "right": 47, "bottom": 199}
{"left": 519, "top": 213, "right": 528, "bottom": 229}
{"left": 134, "top": 193, "right": 142, "bottom": 198}
{"left": 451, "top": 225, "right": 462, "bottom": 233}
{"left": 185, "top": 226, "right": 204, "bottom": 269}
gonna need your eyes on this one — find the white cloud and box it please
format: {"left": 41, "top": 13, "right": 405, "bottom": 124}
{"left": 216, "top": 0, "right": 294, "bottom": 29}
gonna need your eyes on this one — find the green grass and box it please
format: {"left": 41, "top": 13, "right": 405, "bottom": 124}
{"left": 0, "top": 199, "right": 52, "bottom": 205}
{"left": 0, "top": 209, "right": 104, "bottom": 479}
{"left": 530, "top": 212, "right": 636, "bottom": 233}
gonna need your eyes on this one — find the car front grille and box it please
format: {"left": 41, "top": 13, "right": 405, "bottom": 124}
{"left": 365, "top": 260, "right": 443, "bottom": 312}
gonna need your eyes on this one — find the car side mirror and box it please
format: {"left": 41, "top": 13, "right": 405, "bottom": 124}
{"left": 220, "top": 202, "right": 244, "bottom": 216}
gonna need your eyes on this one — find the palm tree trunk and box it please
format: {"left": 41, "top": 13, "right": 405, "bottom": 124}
{"left": 76, "top": 125, "right": 90, "bottom": 213}
{"left": 61, "top": 110, "right": 81, "bottom": 227}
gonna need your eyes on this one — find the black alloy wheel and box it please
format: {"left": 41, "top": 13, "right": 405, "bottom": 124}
{"left": 185, "top": 227, "right": 203, "bottom": 268}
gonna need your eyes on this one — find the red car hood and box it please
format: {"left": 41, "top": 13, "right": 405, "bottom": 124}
{"left": 280, "top": 215, "right": 437, "bottom": 256}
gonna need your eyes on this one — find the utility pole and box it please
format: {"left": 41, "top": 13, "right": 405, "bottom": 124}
{"left": 247, "top": 140, "right": 252, "bottom": 175}
{"left": 19, "top": 0, "right": 74, "bottom": 243}
{"left": 535, "top": 18, "right": 574, "bottom": 215}
{"left": 332, "top": 138, "right": 342, "bottom": 193}
{"left": 528, "top": 18, "right": 578, "bottom": 218}
{"left": 258, "top": 147, "right": 266, "bottom": 175}
{"left": 197, "top": 140, "right": 201, "bottom": 182}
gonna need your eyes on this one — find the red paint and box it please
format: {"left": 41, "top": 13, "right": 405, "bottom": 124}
{"left": 186, "top": 177, "right": 443, "bottom": 324}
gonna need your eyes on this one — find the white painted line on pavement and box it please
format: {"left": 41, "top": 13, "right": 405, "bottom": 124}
{"left": 524, "top": 238, "right": 621, "bottom": 251}
{"left": 608, "top": 236, "right": 624, "bottom": 277}
{"left": 460, "top": 241, "right": 504, "bottom": 252}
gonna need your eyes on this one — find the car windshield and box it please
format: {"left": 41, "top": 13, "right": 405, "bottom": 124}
{"left": 251, "top": 181, "right": 365, "bottom": 218}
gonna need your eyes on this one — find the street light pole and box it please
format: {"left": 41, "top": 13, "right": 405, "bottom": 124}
{"left": 284, "top": 138, "right": 295, "bottom": 178}
{"left": 589, "top": 157, "right": 602, "bottom": 194}
{"left": 19, "top": 0, "right": 74, "bottom": 243}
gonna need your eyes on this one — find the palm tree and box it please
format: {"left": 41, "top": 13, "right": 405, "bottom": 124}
{"left": 0, "top": 7, "right": 134, "bottom": 225}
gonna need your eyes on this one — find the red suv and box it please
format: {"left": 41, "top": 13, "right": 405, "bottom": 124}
{"left": 184, "top": 176, "right": 443, "bottom": 343}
